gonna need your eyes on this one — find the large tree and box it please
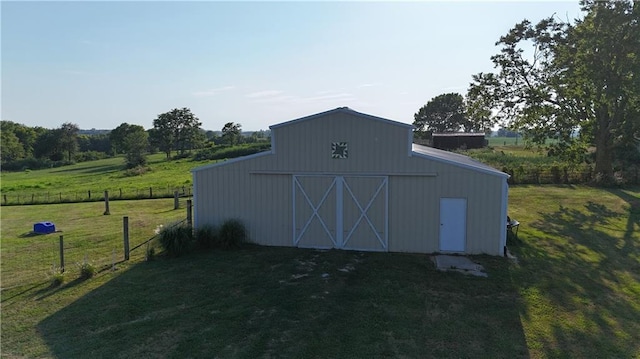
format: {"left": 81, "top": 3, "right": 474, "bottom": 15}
{"left": 59, "top": 122, "right": 79, "bottom": 162}
{"left": 221, "top": 122, "right": 242, "bottom": 145}
{"left": 123, "top": 127, "right": 149, "bottom": 168}
{"left": 152, "top": 108, "right": 203, "bottom": 158}
{"left": 33, "top": 129, "right": 64, "bottom": 161}
{"left": 413, "top": 93, "right": 468, "bottom": 136}
{"left": 469, "top": 0, "right": 639, "bottom": 179}
{"left": 110, "top": 123, "right": 135, "bottom": 155}
{"left": 0, "top": 130, "right": 25, "bottom": 164}
{"left": 0, "top": 121, "right": 42, "bottom": 161}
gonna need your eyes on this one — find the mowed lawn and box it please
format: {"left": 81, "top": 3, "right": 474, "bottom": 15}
{"left": 1, "top": 186, "right": 638, "bottom": 358}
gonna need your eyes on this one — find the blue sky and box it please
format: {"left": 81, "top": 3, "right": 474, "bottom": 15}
{"left": 1, "top": 1, "right": 584, "bottom": 131}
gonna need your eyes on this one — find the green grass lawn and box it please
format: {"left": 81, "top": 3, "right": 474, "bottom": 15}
{"left": 0, "top": 153, "right": 215, "bottom": 203}
{"left": 1, "top": 186, "right": 638, "bottom": 357}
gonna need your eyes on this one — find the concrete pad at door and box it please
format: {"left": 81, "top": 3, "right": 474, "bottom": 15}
{"left": 433, "top": 255, "right": 487, "bottom": 277}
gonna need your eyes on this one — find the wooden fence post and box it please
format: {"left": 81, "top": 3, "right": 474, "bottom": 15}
{"left": 104, "top": 190, "right": 110, "bottom": 215}
{"left": 123, "top": 216, "right": 130, "bottom": 260}
{"left": 186, "top": 200, "right": 192, "bottom": 227}
{"left": 174, "top": 191, "right": 179, "bottom": 210}
{"left": 3, "top": 194, "right": 6, "bottom": 205}
{"left": 59, "top": 235, "right": 65, "bottom": 273}
{"left": 149, "top": 187, "right": 153, "bottom": 198}
{"left": 119, "top": 188, "right": 122, "bottom": 198}
{"left": 88, "top": 190, "right": 91, "bottom": 200}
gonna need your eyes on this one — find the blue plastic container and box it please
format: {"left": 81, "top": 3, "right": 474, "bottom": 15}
{"left": 34, "top": 221, "right": 56, "bottom": 234}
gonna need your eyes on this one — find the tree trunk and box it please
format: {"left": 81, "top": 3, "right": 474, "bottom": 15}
{"left": 594, "top": 121, "right": 614, "bottom": 181}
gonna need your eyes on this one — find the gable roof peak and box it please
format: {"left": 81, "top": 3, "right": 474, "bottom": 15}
{"left": 269, "top": 107, "right": 414, "bottom": 130}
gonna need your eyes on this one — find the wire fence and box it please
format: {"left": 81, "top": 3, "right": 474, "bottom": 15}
{"left": 1, "top": 201, "right": 192, "bottom": 292}
{"left": 1, "top": 186, "right": 192, "bottom": 206}
{"left": 504, "top": 167, "right": 640, "bottom": 185}
{"left": 129, "top": 218, "right": 189, "bottom": 255}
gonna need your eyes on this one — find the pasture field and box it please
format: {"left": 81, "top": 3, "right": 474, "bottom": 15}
{"left": 0, "top": 154, "right": 212, "bottom": 203}
{"left": 487, "top": 136, "right": 560, "bottom": 148}
{"left": 1, "top": 186, "right": 638, "bottom": 358}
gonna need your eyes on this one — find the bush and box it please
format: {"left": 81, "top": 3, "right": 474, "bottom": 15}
{"left": 78, "top": 261, "right": 97, "bottom": 280}
{"left": 145, "top": 246, "right": 155, "bottom": 261}
{"left": 194, "top": 224, "right": 219, "bottom": 251}
{"left": 50, "top": 270, "right": 65, "bottom": 287}
{"left": 75, "top": 151, "right": 108, "bottom": 162}
{"left": 218, "top": 219, "right": 248, "bottom": 249}
{"left": 124, "top": 166, "right": 151, "bottom": 177}
{"left": 158, "top": 222, "right": 194, "bottom": 257}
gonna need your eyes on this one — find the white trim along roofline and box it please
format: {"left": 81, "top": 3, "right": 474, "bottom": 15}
{"left": 411, "top": 144, "right": 509, "bottom": 179}
{"left": 191, "top": 150, "right": 273, "bottom": 173}
{"left": 269, "top": 107, "right": 415, "bottom": 131}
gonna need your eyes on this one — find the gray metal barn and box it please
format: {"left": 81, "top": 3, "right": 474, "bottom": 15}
{"left": 192, "top": 107, "right": 510, "bottom": 255}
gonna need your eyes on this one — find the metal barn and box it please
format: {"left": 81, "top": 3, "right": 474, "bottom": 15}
{"left": 192, "top": 107, "right": 510, "bottom": 255}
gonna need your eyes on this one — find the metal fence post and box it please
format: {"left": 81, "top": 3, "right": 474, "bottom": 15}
{"left": 59, "top": 235, "right": 65, "bottom": 273}
{"left": 123, "top": 216, "right": 130, "bottom": 260}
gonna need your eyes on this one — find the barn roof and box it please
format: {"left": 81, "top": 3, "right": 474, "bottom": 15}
{"left": 269, "top": 107, "right": 414, "bottom": 130}
{"left": 412, "top": 144, "right": 509, "bottom": 178}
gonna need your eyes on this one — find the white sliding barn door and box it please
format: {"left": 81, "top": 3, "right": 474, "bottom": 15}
{"left": 293, "top": 175, "right": 388, "bottom": 252}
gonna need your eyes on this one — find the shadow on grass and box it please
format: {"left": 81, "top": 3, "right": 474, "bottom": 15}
{"left": 33, "top": 261, "right": 127, "bottom": 302}
{"left": 606, "top": 187, "right": 640, "bottom": 257}
{"left": 33, "top": 277, "right": 90, "bottom": 301}
{"left": 518, "top": 192, "right": 640, "bottom": 357}
{"left": 49, "top": 163, "right": 123, "bottom": 175}
{"left": 36, "top": 247, "right": 528, "bottom": 358}
{"left": 0, "top": 281, "right": 49, "bottom": 305}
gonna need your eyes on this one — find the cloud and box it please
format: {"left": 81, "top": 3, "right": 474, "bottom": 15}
{"left": 245, "top": 90, "right": 283, "bottom": 98}
{"left": 246, "top": 90, "right": 355, "bottom": 105}
{"left": 356, "top": 83, "right": 380, "bottom": 89}
{"left": 192, "top": 86, "right": 235, "bottom": 97}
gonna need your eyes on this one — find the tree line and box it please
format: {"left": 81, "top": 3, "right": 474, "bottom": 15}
{"left": 413, "top": 0, "right": 639, "bottom": 182}
{"left": 1, "top": 108, "right": 270, "bottom": 171}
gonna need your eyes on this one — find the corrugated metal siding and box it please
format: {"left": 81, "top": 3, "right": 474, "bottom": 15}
{"left": 193, "top": 110, "right": 506, "bottom": 255}
{"left": 271, "top": 112, "right": 410, "bottom": 173}
{"left": 194, "top": 163, "right": 292, "bottom": 247}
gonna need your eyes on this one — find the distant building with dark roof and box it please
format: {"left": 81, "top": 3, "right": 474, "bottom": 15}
{"left": 432, "top": 133, "right": 487, "bottom": 150}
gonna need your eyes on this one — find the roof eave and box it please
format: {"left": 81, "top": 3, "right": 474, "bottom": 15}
{"left": 269, "top": 107, "right": 415, "bottom": 130}
{"left": 191, "top": 150, "right": 272, "bottom": 173}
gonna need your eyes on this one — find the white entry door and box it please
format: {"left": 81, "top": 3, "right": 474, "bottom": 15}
{"left": 439, "top": 198, "right": 467, "bottom": 252}
{"left": 293, "top": 175, "right": 388, "bottom": 251}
